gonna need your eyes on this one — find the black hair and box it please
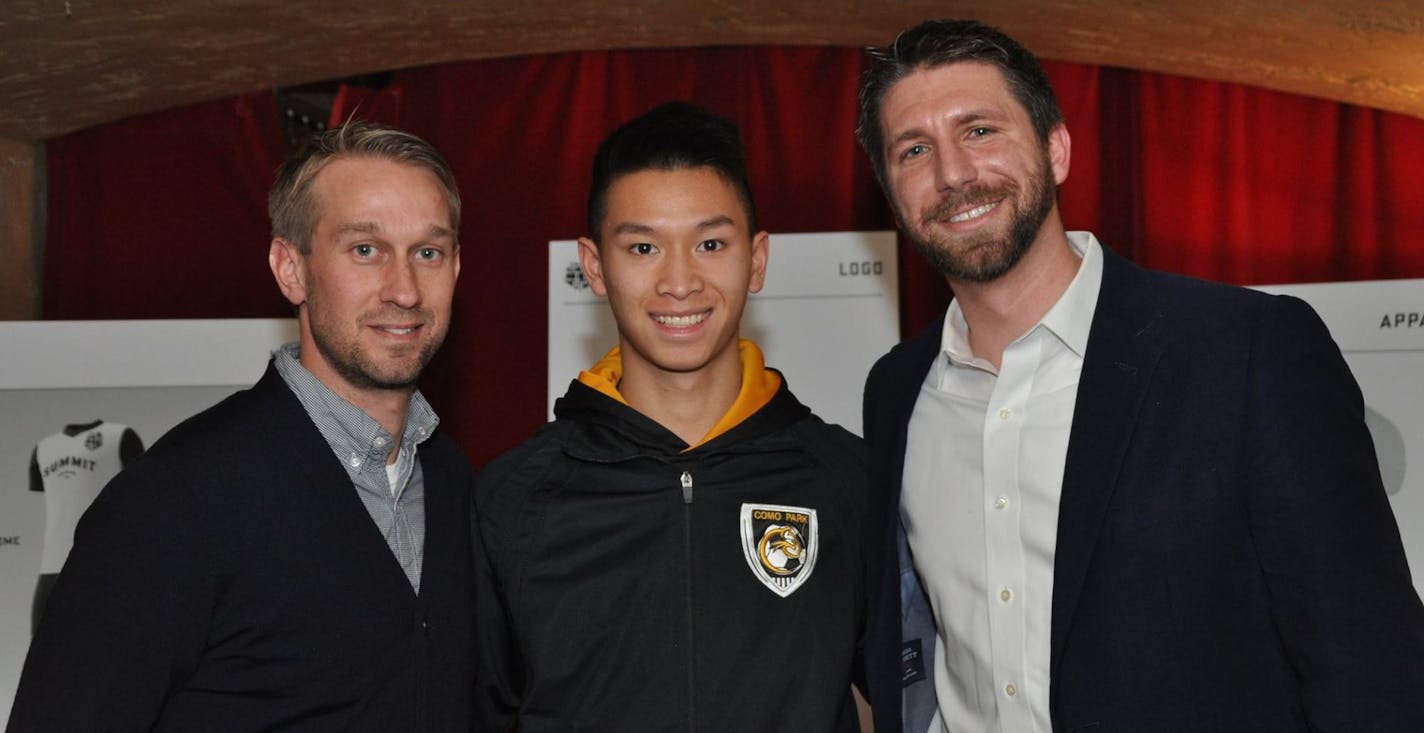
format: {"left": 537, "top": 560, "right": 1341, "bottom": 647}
{"left": 586, "top": 101, "right": 757, "bottom": 240}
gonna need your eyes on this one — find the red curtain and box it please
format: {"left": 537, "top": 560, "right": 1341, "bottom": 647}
{"left": 1134, "top": 74, "right": 1424, "bottom": 283}
{"left": 43, "top": 93, "right": 291, "bottom": 319}
{"left": 41, "top": 47, "right": 1424, "bottom": 464}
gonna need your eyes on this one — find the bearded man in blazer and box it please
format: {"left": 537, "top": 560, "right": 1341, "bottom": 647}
{"left": 856, "top": 19, "right": 1424, "bottom": 733}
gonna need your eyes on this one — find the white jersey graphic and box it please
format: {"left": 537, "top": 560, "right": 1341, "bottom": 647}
{"left": 31, "top": 420, "right": 144, "bottom": 573}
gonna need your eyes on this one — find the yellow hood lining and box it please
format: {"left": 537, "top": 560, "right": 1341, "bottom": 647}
{"left": 576, "top": 339, "right": 782, "bottom": 450}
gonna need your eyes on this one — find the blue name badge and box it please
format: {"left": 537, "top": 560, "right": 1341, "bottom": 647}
{"left": 901, "top": 638, "right": 927, "bottom": 686}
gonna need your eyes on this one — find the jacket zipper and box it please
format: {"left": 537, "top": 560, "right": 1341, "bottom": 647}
{"left": 680, "top": 469, "right": 696, "bottom": 732}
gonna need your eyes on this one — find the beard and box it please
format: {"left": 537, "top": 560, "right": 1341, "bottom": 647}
{"left": 308, "top": 304, "right": 444, "bottom": 392}
{"left": 900, "top": 151, "right": 1057, "bottom": 283}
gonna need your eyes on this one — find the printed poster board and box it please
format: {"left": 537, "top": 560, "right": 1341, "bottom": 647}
{"left": 0, "top": 319, "right": 297, "bottom": 719}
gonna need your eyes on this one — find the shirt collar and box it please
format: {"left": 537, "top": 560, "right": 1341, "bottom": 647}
{"left": 272, "top": 343, "right": 439, "bottom": 477}
{"left": 940, "top": 231, "right": 1105, "bottom": 367}
{"left": 1039, "top": 231, "right": 1103, "bottom": 358}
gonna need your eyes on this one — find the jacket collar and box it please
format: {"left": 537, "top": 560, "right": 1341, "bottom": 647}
{"left": 555, "top": 372, "right": 809, "bottom": 462}
{"left": 1049, "top": 246, "right": 1168, "bottom": 676}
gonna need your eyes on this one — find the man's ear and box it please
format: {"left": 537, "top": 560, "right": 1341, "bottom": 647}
{"left": 748, "top": 230, "right": 770, "bottom": 294}
{"left": 1048, "top": 123, "right": 1071, "bottom": 185}
{"left": 576, "top": 237, "right": 607, "bottom": 297}
{"left": 269, "top": 237, "right": 308, "bottom": 306}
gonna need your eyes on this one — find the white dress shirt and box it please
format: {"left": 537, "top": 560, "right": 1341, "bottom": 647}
{"left": 902, "top": 232, "right": 1104, "bottom": 732}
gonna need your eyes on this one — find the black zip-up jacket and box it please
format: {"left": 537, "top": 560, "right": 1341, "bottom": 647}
{"left": 473, "top": 375, "right": 866, "bottom": 732}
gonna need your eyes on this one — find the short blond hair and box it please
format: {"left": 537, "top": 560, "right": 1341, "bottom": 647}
{"left": 268, "top": 120, "right": 461, "bottom": 252}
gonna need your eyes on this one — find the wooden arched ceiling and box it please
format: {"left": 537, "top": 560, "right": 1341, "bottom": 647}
{"left": 2, "top": 0, "right": 1424, "bottom": 142}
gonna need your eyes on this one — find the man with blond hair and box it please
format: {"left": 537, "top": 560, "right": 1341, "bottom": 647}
{"left": 9, "top": 121, "right": 474, "bottom": 732}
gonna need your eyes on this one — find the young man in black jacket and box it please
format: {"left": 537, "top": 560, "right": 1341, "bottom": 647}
{"left": 473, "top": 102, "right": 867, "bottom": 731}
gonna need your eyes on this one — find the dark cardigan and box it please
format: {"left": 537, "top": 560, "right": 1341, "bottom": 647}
{"left": 8, "top": 364, "right": 475, "bottom": 732}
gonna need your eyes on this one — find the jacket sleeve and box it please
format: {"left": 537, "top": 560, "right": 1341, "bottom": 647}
{"left": 1247, "top": 295, "right": 1424, "bottom": 729}
{"left": 6, "top": 457, "right": 216, "bottom": 731}
{"left": 471, "top": 453, "right": 531, "bottom": 733}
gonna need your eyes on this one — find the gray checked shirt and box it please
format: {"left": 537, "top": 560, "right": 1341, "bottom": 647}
{"left": 273, "top": 343, "right": 436, "bottom": 593}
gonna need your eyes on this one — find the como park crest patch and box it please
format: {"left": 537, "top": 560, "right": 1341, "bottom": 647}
{"left": 739, "top": 503, "right": 819, "bottom": 598}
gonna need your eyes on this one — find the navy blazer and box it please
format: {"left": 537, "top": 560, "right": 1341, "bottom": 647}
{"left": 863, "top": 246, "right": 1424, "bottom": 732}
{"left": 8, "top": 364, "right": 475, "bottom": 732}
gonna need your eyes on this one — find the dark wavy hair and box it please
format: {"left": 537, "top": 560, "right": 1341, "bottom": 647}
{"left": 855, "top": 19, "right": 1064, "bottom": 188}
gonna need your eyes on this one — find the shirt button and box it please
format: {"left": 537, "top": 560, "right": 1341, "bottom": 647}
{"left": 994, "top": 497, "right": 1009, "bottom": 510}
{"left": 1005, "top": 683, "right": 1018, "bottom": 697}
{"left": 349, "top": 455, "right": 362, "bottom": 468}
{"left": 1000, "top": 588, "right": 1013, "bottom": 602}
{"left": 374, "top": 436, "right": 387, "bottom": 447}
{"left": 998, "top": 407, "right": 1012, "bottom": 420}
